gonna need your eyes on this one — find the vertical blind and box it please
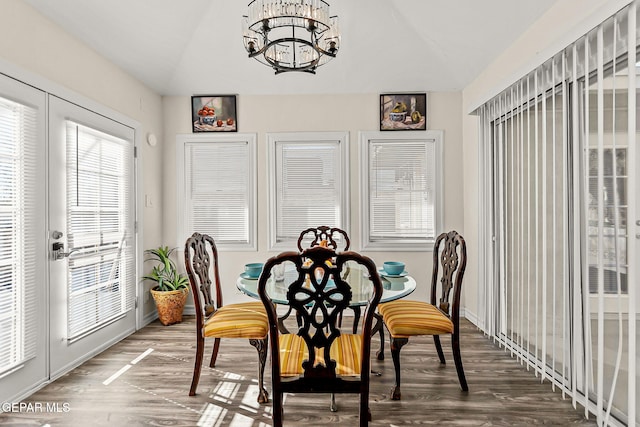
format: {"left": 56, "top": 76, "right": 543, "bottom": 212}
{"left": 185, "top": 141, "right": 252, "bottom": 246}
{"left": 0, "top": 96, "right": 38, "bottom": 374}
{"left": 476, "top": 3, "right": 638, "bottom": 425}
{"left": 66, "top": 122, "right": 135, "bottom": 340}
{"left": 274, "top": 139, "right": 344, "bottom": 242}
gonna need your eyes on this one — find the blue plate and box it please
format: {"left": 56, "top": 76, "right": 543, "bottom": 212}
{"left": 240, "top": 272, "right": 259, "bottom": 280}
{"left": 378, "top": 268, "right": 408, "bottom": 278}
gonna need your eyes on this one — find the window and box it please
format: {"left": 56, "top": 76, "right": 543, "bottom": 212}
{"left": 359, "top": 131, "right": 443, "bottom": 251}
{"left": 267, "top": 132, "right": 349, "bottom": 250}
{"left": 176, "top": 133, "right": 257, "bottom": 251}
{"left": 587, "top": 147, "right": 628, "bottom": 294}
{"left": 0, "top": 94, "right": 40, "bottom": 374}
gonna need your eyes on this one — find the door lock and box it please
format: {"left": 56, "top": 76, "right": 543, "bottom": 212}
{"left": 52, "top": 242, "right": 77, "bottom": 260}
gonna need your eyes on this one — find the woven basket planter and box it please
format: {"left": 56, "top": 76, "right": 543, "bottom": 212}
{"left": 150, "top": 287, "right": 189, "bottom": 326}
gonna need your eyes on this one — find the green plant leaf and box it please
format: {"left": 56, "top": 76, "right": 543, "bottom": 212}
{"left": 142, "top": 245, "right": 188, "bottom": 292}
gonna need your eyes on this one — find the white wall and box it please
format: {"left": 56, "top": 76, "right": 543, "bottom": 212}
{"left": 0, "top": 0, "right": 164, "bottom": 320}
{"left": 2, "top": 0, "right": 625, "bottom": 324}
{"left": 163, "top": 92, "right": 465, "bottom": 308}
{"left": 460, "top": 0, "right": 633, "bottom": 321}
{"left": 0, "top": 0, "right": 466, "bottom": 320}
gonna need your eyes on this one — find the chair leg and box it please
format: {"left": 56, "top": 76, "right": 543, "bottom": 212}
{"left": 433, "top": 335, "right": 446, "bottom": 364}
{"left": 452, "top": 331, "right": 468, "bottom": 391}
{"left": 189, "top": 334, "right": 205, "bottom": 396}
{"left": 330, "top": 393, "right": 337, "bottom": 412}
{"left": 359, "top": 398, "right": 370, "bottom": 426}
{"left": 272, "top": 392, "right": 284, "bottom": 427}
{"left": 249, "top": 337, "right": 269, "bottom": 403}
{"left": 209, "top": 338, "right": 220, "bottom": 368}
{"left": 351, "top": 306, "right": 361, "bottom": 334}
{"left": 360, "top": 379, "right": 371, "bottom": 426}
{"left": 373, "top": 312, "right": 385, "bottom": 360}
{"left": 389, "top": 337, "right": 408, "bottom": 400}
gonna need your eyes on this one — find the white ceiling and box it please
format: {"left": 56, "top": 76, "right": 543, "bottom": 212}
{"left": 24, "top": 0, "right": 559, "bottom": 96}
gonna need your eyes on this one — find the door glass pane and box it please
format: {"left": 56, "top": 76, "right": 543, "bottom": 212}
{"left": 496, "top": 81, "right": 569, "bottom": 382}
{"left": 583, "top": 58, "right": 635, "bottom": 422}
{"left": 0, "top": 96, "right": 38, "bottom": 373}
{"left": 65, "top": 122, "right": 134, "bottom": 340}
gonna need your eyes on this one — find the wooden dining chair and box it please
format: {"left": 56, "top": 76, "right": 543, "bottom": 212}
{"left": 184, "top": 232, "right": 269, "bottom": 403}
{"left": 378, "top": 230, "right": 468, "bottom": 400}
{"left": 258, "top": 246, "right": 383, "bottom": 427}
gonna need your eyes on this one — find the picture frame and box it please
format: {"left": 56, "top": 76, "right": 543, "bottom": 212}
{"left": 191, "top": 95, "right": 238, "bottom": 132}
{"left": 380, "top": 93, "right": 427, "bottom": 131}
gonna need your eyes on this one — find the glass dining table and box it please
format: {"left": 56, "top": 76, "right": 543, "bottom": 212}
{"left": 236, "top": 263, "right": 416, "bottom": 360}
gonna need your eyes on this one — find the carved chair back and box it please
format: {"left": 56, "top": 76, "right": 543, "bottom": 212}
{"left": 259, "top": 246, "right": 382, "bottom": 387}
{"left": 431, "top": 230, "right": 467, "bottom": 324}
{"left": 184, "top": 232, "right": 223, "bottom": 328}
{"left": 297, "top": 226, "right": 350, "bottom": 252}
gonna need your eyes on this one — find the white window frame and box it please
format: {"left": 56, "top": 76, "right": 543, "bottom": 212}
{"left": 267, "top": 131, "right": 349, "bottom": 251}
{"left": 359, "top": 130, "right": 443, "bottom": 251}
{"left": 176, "top": 133, "right": 257, "bottom": 251}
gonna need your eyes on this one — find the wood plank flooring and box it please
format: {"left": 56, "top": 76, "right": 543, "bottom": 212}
{"left": 0, "top": 317, "right": 596, "bottom": 426}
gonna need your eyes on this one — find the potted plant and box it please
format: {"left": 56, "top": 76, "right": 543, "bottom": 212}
{"left": 143, "top": 246, "right": 190, "bottom": 326}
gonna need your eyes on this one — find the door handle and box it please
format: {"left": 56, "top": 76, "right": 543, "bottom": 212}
{"left": 52, "top": 242, "right": 78, "bottom": 260}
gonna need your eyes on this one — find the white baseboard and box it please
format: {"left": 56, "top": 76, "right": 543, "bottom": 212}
{"left": 461, "top": 307, "right": 479, "bottom": 328}
{"left": 141, "top": 310, "right": 158, "bottom": 327}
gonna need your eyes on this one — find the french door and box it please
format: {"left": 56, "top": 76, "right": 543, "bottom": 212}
{"left": 48, "top": 96, "right": 136, "bottom": 377}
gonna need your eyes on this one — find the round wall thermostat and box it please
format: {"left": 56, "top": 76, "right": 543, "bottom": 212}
{"left": 147, "top": 133, "right": 157, "bottom": 146}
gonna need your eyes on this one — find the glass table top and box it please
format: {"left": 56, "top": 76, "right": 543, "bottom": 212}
{"left": 236, "top": 263, "right": 416, "bottom": 306}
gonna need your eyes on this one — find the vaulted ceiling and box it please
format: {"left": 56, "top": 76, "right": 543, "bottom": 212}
{"left": 24, "top": 0, "right": 559, "bottom": 96}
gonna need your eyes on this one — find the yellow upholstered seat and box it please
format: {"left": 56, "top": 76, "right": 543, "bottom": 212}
{"left": 203, "top": 302, "right": 268, "bottom": 339}
{"left": 279, "top": 333, "right": 362, "bottom": 377}
{"left": 378, "top": 300, "right": 453, "bottom": 338}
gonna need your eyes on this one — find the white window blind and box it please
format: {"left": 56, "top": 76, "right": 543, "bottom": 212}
{"left": 360, "top": 131, "right": 442, "bottom": 251}
{"left": 187, "top": 142, "right": 251, "bottom": 244}
{"left": 177, "top": 133, "right": 256, "bottom": 251}
{"left": 268, "top": 132, "right": 349, "bottom": 250}
{"left": 0, "top": 96, "right": 38, "bottom": 374}
{"left": 66, "top": 122, "right": 135, "bottom": 340}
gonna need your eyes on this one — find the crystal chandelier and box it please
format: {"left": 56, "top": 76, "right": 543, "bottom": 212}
{"left": 242, "top": 0, "right": 340, "bottom": 75}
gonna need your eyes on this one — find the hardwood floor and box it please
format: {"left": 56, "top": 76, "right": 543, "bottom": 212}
{"left": 0, "top": 317, "right": 595, "bottom": 426}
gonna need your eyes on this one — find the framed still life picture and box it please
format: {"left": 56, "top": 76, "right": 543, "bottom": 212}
{"left": 191, "top": 95, "right": 238, "bottom": 132}
{"left": 380, "top": 93, "right": 427, "bottom": 131}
